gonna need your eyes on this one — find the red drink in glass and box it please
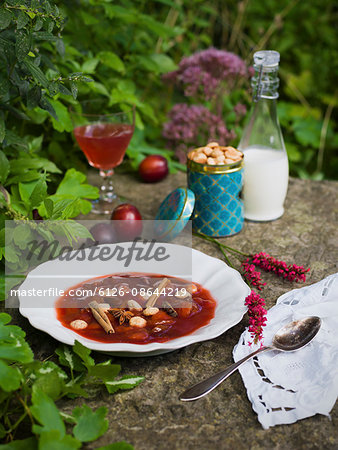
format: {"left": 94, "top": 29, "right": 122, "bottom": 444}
{"left": 70, "top": 106, "right": 135, "bottom": 214}
{"left": 74, "top": 123, "right": 134, "bottom": 170}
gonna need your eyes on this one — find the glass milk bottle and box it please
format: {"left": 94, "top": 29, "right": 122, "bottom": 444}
{"left": 238, "top": 50, "right": 288, "bottom": 221}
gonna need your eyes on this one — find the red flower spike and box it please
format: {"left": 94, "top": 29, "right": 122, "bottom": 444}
{"left": 244, "top": 291, "right": 267, "bottom": 345}
{"left": 241, "top": 260, "right": 266, "bottom": 290}
{"left": 251, "top": 252, "right": 310, "bottom": 283}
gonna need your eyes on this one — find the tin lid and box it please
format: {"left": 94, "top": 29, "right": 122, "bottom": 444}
{"left": 154, "top": 187, "right": 195, "bottom": 240}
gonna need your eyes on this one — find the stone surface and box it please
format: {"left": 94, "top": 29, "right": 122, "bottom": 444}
{"left": 4, "top": 173, "right": 338, "bottom": 449}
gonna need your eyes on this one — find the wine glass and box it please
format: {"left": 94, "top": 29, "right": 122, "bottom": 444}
{"left": 71, "top": 105, "right": 135, "bottom": 214}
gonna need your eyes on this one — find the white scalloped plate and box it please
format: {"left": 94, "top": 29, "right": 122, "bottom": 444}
{"left": 19, "top": 243, "right": 250, "bottom": 356}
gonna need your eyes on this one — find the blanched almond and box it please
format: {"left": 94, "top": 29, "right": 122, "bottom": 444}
{"left": 224, "top": 158, "right": 236, "bottom": 164}
{"left": 215, "top": 156, "right": 226, "bottom": 165}
{"left": 143, "top": 307, "right": 159, "bottom": 316}
{"left": 188, "top": 151, "right": 196, "bottom": 160}
{"left": 203, "top": 146, "right": 213, "bottom": 156}
{"left": 129, "top": 316, "right": 147, "bottom": 328}
{"left": 193, "top": 153, "right": 207, "bottom": 164}
{"left": 226, "top": 154, "right": 239, "bottom": 161}
{"left": 211, "top": 149, "right": 224, "bottom": 158}
{"left": 206, "top": 142, "right": 219, "bottom": 148}
{"left": 127, "top": 300, "right": 143, "bottom": 311}
{"left": 207, "top": 157, "right": 216, "bottom": 165}
{"left": 196, "top": 147, "right": 206, "bottom": 153}
{"left": 70, "top": 319, "right": 88, "bottom": 330}
{"left": 225, "top": 146, "right": 243, "bottom": 158}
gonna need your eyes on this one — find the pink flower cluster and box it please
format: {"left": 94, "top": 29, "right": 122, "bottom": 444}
{"left": 162, "top": 103, "right": 235, "bottom": 161}
{"left": 251, "top": 252, "right": 310, "bottom": 283}
{"left": 244, "top": 291, "right": 267, "bottom": 345}
{"left": 162, "top": 48, "right": 251, "bottom": 158}
{"left": 164, "top": 48, "right": 248, "bottom": 101}
{"left": 241, "top": 261, "right": 266, "bottom": 290}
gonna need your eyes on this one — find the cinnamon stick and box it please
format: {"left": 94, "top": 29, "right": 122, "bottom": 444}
{"left": 89, "top": 301, "right": 115, "bottom": 334}
{"left": 146, "top": 278, "right": 170, "bottom": 308}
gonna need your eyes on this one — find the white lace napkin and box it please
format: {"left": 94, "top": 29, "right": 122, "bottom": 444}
{"left": 233, "top": 273, "right": 338, "bottom": 429}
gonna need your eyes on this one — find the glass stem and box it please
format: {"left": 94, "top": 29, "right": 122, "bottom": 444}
{"left": 99, "top": 169, "right": 116, "bottom": 202}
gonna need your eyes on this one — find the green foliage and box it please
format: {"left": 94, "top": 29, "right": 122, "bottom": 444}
{"left": 207, "top": 0, "right": 337, "bottom": 179}
{"left": 0, "top": 314, "right": 142, "bottom": 447}
{"left": 52, "top": 0, "right": 184, "bottom": 171}
{"left": 0, "top": 168, "right": 98, "bottom": 297}
{"left": 0, "top": 0, "right": 91, "bottom": 151}
{"left": 72, "top": 405, "right": 108, "bottom": 442}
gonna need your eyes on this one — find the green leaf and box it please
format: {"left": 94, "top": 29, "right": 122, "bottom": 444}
{"left": 38, "top": 430, "right": 81, "bottom": 450}
{"left": 140, "top": 14, "right": 179, "bottom": 37}
{"left": 16, "top": 30, "right": 31, "bottom": 61}
{"left": 32, "top": 31, "right": 57, "bottom": 41}
{"left": 0, "top": 317, "right": 33, "bottom": 363}
{"left": 17, "top": 11, "right": 30, "bottom": 30}
{"left": 87, "top": 360, "right": 121, "bottom": 382}
{"left": 48, "top": 221, "right": 92, "bottom": 244}
{"left": 0, "top": 437, "right": 38, "bottom": 450}
{"left": 0, "top": 9, "right": 13, "bottom": 30}
{"left": 48, "top": 82, "right": 59, "bottom": 97}
{"left": 4, "top": 130, "right": 28, "bottom": 150}
{"left": 0, "top": 332, "right": 33, "bottom": 363}
{"left": 28, "top": 135, "right": 43, "bottom": 152}
{"left": 25, "top": 106, "right": 48, "bottom": 124}
{"left": 70, "top": 82, "right": 78, "bottom": 99}
{"left": 27, "top": 11, "right": 36, "bottom": 20}
{"left": 10, "top": 156, "right": 61, "bottom": 175}
{"left": 48, "top": 99, "right": 73, "bottom": 132}
{"left": 31, "top": 390, "right": 65, "bottom": 436}
{"left": 286, "top": 142, "right": 302, "bottom": 163}
{"left": 82, "top": 58, "right": 99, "bottom": 74}
{"left": 88, "top": 81, "right": 110, "bottom": 98}
{"left": 0, "top": 313, "right": 11, "bottom": 325}
{"left": 73, "top": 340, "right": 94, "bottom": 368}
{"left": 56, "top": 169, "right": 99, "bottom": 199}
{"left": 39, "top": 96, "right": 57, "bottom": 120}
{"left": 55, "top": 38, "right": 65, "bottom": 57}
{"left": 72, "top": 405, "right": 108, "bottom": 442}
{"left": 105, "top": 376, "right": 144, "bottom": 394}
{"left": 292, "top": 117, "right": 322, "bottom": 147}
{"left": 0, "top": 360, "right": 22, "bottom": 391}
{"left": 39, "top": 197, "right": 92, "bottom": 219}
{"left": 29, "top": 177, "right": 47, "bottom": 208}
{"left": 0, "top": 151, "right": 9, "bottom": 184}
{"left": 19, "top": 178, "right": 47, "bottom": 209}
{"left": 24, "top": 59, "right": 49, "bottom": 88}
{"left": 58, "top": 83, "right": 72, "bottom": 96}
{"left": 32, "top": 371, "right": 64, "bottom": 400}
{"left": 12, "top": 223, "right": 32, "bottom": 249}
{"left": 31, "top": 361, "right": 67, "bottom": 400}
{"left": 6, "top": 171, "right": 41, "bottom": 185}
{"left": 55, "top": 345, "right": 86, "bottom": 372}
{"left": 62, "top": 380, "right": 88, "bottom": 398}
{"left": 148, "top": 54, "right": 177, "bottom": 73}
{"left": 98, "top": 51, "right": 125, "bottom": 73}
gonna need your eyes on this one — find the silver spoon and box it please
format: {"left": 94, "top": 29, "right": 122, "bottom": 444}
{"left": 180, "top": 316, "right": 321, "bottom": 402}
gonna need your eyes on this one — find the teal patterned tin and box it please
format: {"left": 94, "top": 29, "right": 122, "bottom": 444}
{"left": 187, "top": 156, "right": 244, "bottom": 237}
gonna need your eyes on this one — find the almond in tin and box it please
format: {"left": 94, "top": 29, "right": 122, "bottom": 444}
{"left": 187, "top": 142, "right": 243, "bottom": 165}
